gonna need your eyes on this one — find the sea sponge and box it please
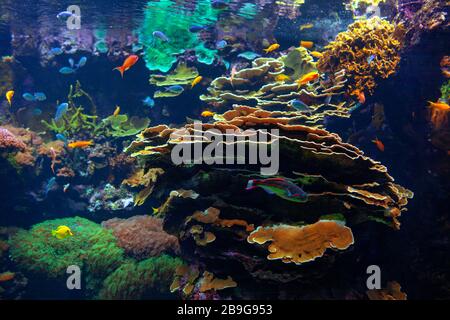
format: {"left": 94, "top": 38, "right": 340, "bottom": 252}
{"left": 317, "top": 17, "right": 405, "bottom": 95}
{"left": 97, "top": 255, "right": 183, "bottom": 300}
{"left": 247, "top": 221, "right": 354, "bottom": 265}
{"left": 102, "top": 215, "right": 180, "bottom": 260}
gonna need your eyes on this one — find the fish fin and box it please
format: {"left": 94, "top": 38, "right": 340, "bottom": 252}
{"left": 246, "top": 180, "right": 255, "bottom": 190}
{"left": 113, "top": 66, "right": 125, "bottom": 78}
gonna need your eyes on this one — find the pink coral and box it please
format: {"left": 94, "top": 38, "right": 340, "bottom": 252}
{"left": 0, "top": 128, "right": 26, "bottom": 150}
{"left": 102, "top": 215, "right": 180, "bottom": 260}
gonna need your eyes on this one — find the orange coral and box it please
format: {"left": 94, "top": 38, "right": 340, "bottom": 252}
{"left": 198, "top": 271, "right": 237, "bottom": 292}
{"left": 57, "top": 167, "right": 75, "bottom": 178}
{"left": 366, "top": 281, "right": 407, "bottom": 300}
{"left": 247, "top": 220, "right": 354, "bottom": 265}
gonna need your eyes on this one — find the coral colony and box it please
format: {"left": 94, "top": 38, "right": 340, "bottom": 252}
{"left": 0, "top": 0, "right": 449, "bottom": 301}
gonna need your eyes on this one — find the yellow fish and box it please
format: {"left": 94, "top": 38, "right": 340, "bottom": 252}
{"left": 52, "top": 225, "right": 74, "bottom": 240}
{"left": 310, "top": 51, "right": 323, "bottom": 59}
{"left": 299, "top": 23, "right": 314, "bottom": 31}
{"left": 68, "top": 140, "right": 94, "bottom": 149}
{"left": 201, "top": 110, "right": 216, "bottom": 117}
{"left": 113, "top": 105, "right": 120, "bottom": 117}
{"left": 296, "top": 71, "right": 319, "bottom": 87}
{"left": 263, "top": 43, "right": 280, "bottom": 54}
{"left": 6, "top": 90, "right": 14, "bottom": 106}
{"left": 191, "top": 76, "right": 203, "bottom": 88}
{"left": 275, "top": 74, "right": 290, "bottom": 82}
{"left": 300, "top": 41, "right": 314, "bottom": 49}
{"left": 152, "top": 207, "right": 160, "bottom": 215}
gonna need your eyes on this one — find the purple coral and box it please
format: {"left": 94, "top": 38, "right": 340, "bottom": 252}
{"left": 102, "top": 215, "right": 180, "bottom": 260}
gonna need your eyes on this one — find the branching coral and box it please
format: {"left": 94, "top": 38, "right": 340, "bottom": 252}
{"left": 317, "top": 17, "right": 405, "bottom": 95}
{"left": 102, "top": 215, "right": 180, "bottom": 260}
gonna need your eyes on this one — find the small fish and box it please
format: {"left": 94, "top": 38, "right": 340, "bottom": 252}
{"left": 22, "top": 93, "right": 36, "bottom": 101}
{"left": 59, "top": 67, "right": 75, "bottom": 75}
{"left": 34, "top": 92, "right": 47, "bottom": 101}
{"left": 153, "top": 31, "right": 170, "bottom": 42}
{"left": 237, "top": 51, "right": 260, "bottom": 60}
{"left": 32, "top": 108, "right": 43, "bottom": 116}
{"left": 56, "top": 133, "right": 68, "bottom": 144}
{"left": 191, "top": 76, "right": 203, "bottom": 88}
{"left": 0, "top": 272, "right": 15, "bottom": 283}
{"left": 166, "top": 85, "right": 184, "bottom": 93}
{"left": 113, "top": 105, "right": 120, "bottom": 117}
{"left": 216, "top": 40, "right": 228, "bottom": 50}
{"left": 49, "top": 47, "right": 63, "bottom": 56}
{"left": 230, "top": 64, "right": 238, "bottom": 87}
{"left": 300, "top": 41, "right": 314, "bottom": 49}
{"left": 143, "top": 96, "right": 155, "bottom": 108}
{"left": 68, "top": 58, "right": 75, "bottom": 68}
{"left": 45, "top": 177, "right": 56, "bottom": 196}
{"left": 367, "top": 54, "right": 376, "bottom": 64}
{"left": 310, "top": 51, "right": 323, "bottom": 59}
{"left": 246, "top": 178, "right": 308, "bottom": 203}
{"left": 57, "top": 11, "right": 75, "bottom": 20}
{"left": 296, "top": 71, "right": 319, "bottom": 87}
{"left": 352, "top": 90, "right": 366, "bottom": 104}
{"left": 189, "top": 25, "right": 206, "bottom": 33}
{"left": 68, "top": 140, "right": 94, "bottom": 149}
{"left": 201, "top": 110, "right": 216, "bottom": 117}
{"left": 113, "top": 55, "right": 139, "bottom": 78}
{"left": 51, "top": 225, "right": 74, "bottom": 240}
{"left": 263, "top": 43, "right": 280, "bottom": 54}
{"left": 63, "top": 183, "right": 70, "bottom": 193}
{"left": 275, "top": 74, "right": 290, "bottom": 82}
{"left": 372, "top": 138, "right": 385, "bottom": 152}
{"left": 6, "top": 90, "right": 14, "bottom": 106}
{"left": 55, "top": 102, "right": 69, "bottom": 121}
{"left": 152, "top": 207, "right": 160, "bottom": 214}
{"left": 428, "top": 101, "right": 450, "bottom": 111}
{"left": 76, "top": 56, "right": 87, "bottom": 68}
{"left": 299, "top": 23, "right": 314, "bottom": 31}
{"left": 290, "top": 99, "right": 310, "bottom": 111}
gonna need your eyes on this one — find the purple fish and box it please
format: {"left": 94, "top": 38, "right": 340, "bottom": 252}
{"left": 246, "top": 178, "right": 308, "bottom": 203}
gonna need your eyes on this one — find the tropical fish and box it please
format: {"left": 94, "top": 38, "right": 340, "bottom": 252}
{"left": 76, "top": 56, "right": 87, "bottom": 68}
{"left": 32, "top": 108, "right": 42, "bottom": 116}
{"left": 296, "top": 71, "right": 319, "bottom": 87}
{"left": 68, "top": 140, "right": 94, "bottom": 149}
{"left": 246, "top": 178, "right": 308, "bottom": 203}
{"left": 63, "top": 183, "right": 70, "bottom": 193}
{"left": 57, "top": 11, "right": 76, "bottom": 20}
{"left": 275, "top": 74, "right": 290, "bottom": 82}
{"left": 22, "top": 93, "right": 35, "bottom": 102}
{"left": 216, "top": 40, "right": 228, "bottom": 49}
{"left": 68, "top": 58, "right": 75, "bottom": 68}
{"left": 152, "top": 207, "right": 160, "bottom": 214}
{"left": 352, "top": 89, "right": 366, "bottom": 104}
{"left": 51, "top": 225, "right": 74, "bottom": 240}
{"left": 6, "top": 90, "right": 14, "bottom": 106}
{"left": 310, "top": 51, "right": 323, "bottom": 59}
{"left": 372, "top": 138, "right": 385, "bottom": 152}
{"left": 45, "top": 177, "right": 56, "bottom": 196}
{"left": 367, "top": 54, "right": 376, "bottom": 64}
{"left": 290, "top": 99, "right": 310, "bottom": 112}
{"left": 55, "top": 102, "right": 69, "bottom": 121}
{"left": 191, "top": 76, "right": 203, "bottom": 88}
{"left": 428, "top": 101, "right": 450, "bottom": 111}
{"left": 153, "top": 31, "right": 170, "bottom": 42}
{"left": 189, "top": 25, "right": 206, "bottom": 33}
{"left": 166, "top": 85, "right": 184, "bottom": 93}
{"left": 34, "top": 92, "right": 47, "bottom": 101}
{"left": 59, "top": 67, "right": 75, "bottom": 75}
{"left": 237, "top": 51, "right": 260, "bottom": 60}
{"left": 113, "top": 105, "right": 120, "bottom": 117}
{"left": 113, "top": 55, "right": 139, "bottom": 78}
{"left": 201, "top": 110, "right": 216, "bottom": 117}
{"left": 300, "top": 41, "right": 314, "bottom": 49}
{"left": 299, "top": 23, "right": 314, "bottom": 31}
{"left": 264, "top": 43, "right": 280, "bottom": 53}
{"left": 143, "top": 96, "right": 155, "bottom": 108}
{"left": 0, "top": 272, "right": 15, "bottom": 283}
{"left": 49, "top": 47, "right": 63, "bottom": 56}
{"left": 56, "top": 133, "right": 68, "bottom": 144}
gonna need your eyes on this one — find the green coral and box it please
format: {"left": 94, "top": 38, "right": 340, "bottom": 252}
{"left": 139, "top": 0, "right": 219, "bottom": 72}
{"left": 440, "top": 80, "right": 450, "bottom": 102}
{"left": 97, "top": 255, "right": 183, "bottom": 300}
{"left": 102, "top": 115, "right": 150, "bottom": 138}
{"left": 9, "top": 217, "right": 125, "bottom": 291}
{"left": 149, "top": 62, "right": 199, "bottom": 87}
{"left": 279, "top": 47, "right": 317, "bottom": 80}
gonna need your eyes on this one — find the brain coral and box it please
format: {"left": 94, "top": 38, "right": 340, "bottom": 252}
{"left": 102, "top": 215, "right": 180, "bottom": 260}
{"left": 317, "top": 17, "right": 405, "bottom": 95}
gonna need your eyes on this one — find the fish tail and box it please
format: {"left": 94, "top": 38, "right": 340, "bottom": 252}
{"left": 263, "top": 48, "right": 269, "bottom": 53}
{"left": 113, "top": 66, "right": 125, "bottom": 78}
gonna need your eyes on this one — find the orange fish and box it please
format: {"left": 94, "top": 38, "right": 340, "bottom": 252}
{"left": 113, "top": 105, "right": 120, "bottom": 117}
{"left": 201, "top": 110, "right": 215, "bottom": 117}
{"left": 300, "top": 41, "right": 314, "bottom": 49}
{"left": 372, "top": 138, "right": 385, "bottom": 152}
{"left": 68, "top": 140, "right": 94, "bottom": 149}
{"left": 263, "top": 43, "right": 280, "bottom": 53}
{"left": 296, "top": 71, "right": 319, "bottom": 87}
{"left": 0, "top": 272, "right": 15, "bottom": 282}
{"left": 191, "top": 76, "right": 203, "bottom": 88}
{"left": 352, "top": 90, "right": 366, "bottom": 104}
{"left": 113, "top": 55, "right": 139, "bottom": 78}
{"left": 428, "top": 101, "right": 450, "bottom": 111}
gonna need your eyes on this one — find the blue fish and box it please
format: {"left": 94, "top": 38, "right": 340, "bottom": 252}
{"left": 76, "top": 56, "right": 87, "bottom": 68}
{"left": 22, "top": 93, "right": 36, "bottom": 101}
{"left": 237, "top": 51, "right": 260, "bottom": 60}
{"left": 34, "top": 92, "right": 47, "bottom": 101}
{"left": 55, "top": 102, "right": 69, "bottom": 121}
{"left": 216, "top": 40, "right": 227, "bottom": 49}
{"left": 59, "top": 67, "right": 75, "bottom": 74}
{"left": 367, "top": 54, "right": 376, "bottom": 64}
{"left": 45, "top": 177, "right": 56, "bottom": 196}
{"left": 32, "top": 108, "right": 42, "bottom": 116}
{"left": 189, "top": 25, "right": 206, "bottom": 33}
{"left": 56, "top": 133, "right": 68, "bottom": 144}
{"left": 49, "top": 47, "right": 63, "bottom": 56}
{"left": 290, "top": 99, "right": 310, "bottom": 112}
{"left": 143, "top": 96, "right": 155, "bottom": 108}
{"left": 57, "top": 11, "right": 74, "bottom": 20}
{"left": 153, "top": 31, "right": 170, "bottom": 42}
{"left": 166, "top": 85, "right": 184, "bottom": 93}
{"left": 68, "top": 58, "right": 75, "bottom": 68}
{"left": 246, "top": 178, "right": 308, "bottom": 203}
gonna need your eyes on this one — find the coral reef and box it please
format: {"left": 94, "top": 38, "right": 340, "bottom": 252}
{"left": 149, "top": 62, "right": 199, "bottom": 87}
{"left": 317, "top": 17, "right": 405, "bottom": 95}
{"left": 366, "top": 281, "right": 407, "bottom": 300}
{"left": 102, "top": 215, "right": 180, "bottom": 260}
